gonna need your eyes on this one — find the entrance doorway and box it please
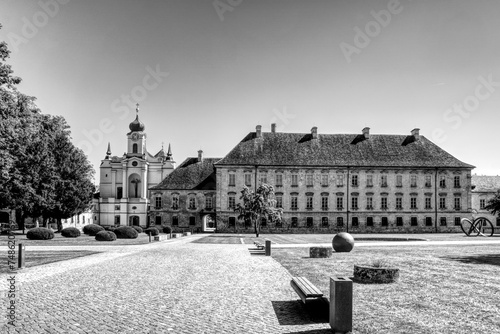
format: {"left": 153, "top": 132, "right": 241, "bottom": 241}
{"left": 202, "top": 214, "right": 216, "bottom": 232}
{"left": 129, "top": 216, "right": 140, "bottom": 226}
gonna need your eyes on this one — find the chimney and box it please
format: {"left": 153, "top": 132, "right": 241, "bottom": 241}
{"left": 197, "top": 150, "right": 203, "bottom": 162}
{"left": 411, "top": 128, "right": 420, "bottom": 140}
{"left": 311, "top": 126, "right": 318, "bottom": 139}
{"left": 271, "top": 123, "right": 276, "bottom": 133}
{"left": 362, "top": 127, "right": 370, "bottom": 139}
{"left": 256, "top": 125, "right": 262, "bottom": 138}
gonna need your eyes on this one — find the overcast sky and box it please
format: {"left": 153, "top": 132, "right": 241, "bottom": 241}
{"left": 1, "top": 0, "right": 500, "bottom": 179}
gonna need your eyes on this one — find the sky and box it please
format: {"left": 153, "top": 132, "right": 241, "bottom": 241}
{"left": 1, "top": 0, "right": 500, "bottom": 181}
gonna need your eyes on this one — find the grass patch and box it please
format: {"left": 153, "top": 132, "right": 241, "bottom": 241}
{"left": 272, "top": 244, "right": 500, "bottom": 334}
{"left": 0, "top": 250, "right": 100, "bottom": 274}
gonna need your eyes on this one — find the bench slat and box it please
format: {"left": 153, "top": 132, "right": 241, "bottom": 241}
{"left": 291, "top": 277, "right": 323, "bottom": 298}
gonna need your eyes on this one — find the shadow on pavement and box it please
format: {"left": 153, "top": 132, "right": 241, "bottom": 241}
{"left": 271, "top": 298, "right": 329, "bottom": 326}
{"left": 442, "top": 254, "right": 500, "bottom": 267}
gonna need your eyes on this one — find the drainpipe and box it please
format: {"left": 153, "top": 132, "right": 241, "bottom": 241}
{"left": 435, "top": 168, "right": 438, "bottom": 233}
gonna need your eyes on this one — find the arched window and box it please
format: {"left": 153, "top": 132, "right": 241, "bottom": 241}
{"left": 132, "top": 143, "right": 138, "bottom": 153}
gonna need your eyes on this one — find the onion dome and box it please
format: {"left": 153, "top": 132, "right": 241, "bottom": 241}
{"left": 129, "top": 104, "right": 145, "bottom": 132}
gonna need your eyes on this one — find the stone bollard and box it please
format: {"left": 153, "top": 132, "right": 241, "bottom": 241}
{"left": 18, "top": 243, "right": 25, "bottom": 269}
{"left": 310, "top": 247, "right": 332, "bottom": 258}
{"left": 330, "top": 277, "right": 352, "bottom": 334}
{"left": 265, "top": 240, "right": 271, "bottom": 256}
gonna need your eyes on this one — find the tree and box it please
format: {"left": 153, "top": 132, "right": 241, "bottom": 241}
{"left": 485, "top": 191, "right": 500, "bottom": 217}
{"left": 235, "top": 184, "right": 283, "bottom": 238}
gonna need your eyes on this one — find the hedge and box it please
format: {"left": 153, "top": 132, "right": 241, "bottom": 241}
{"left": 114, "top": 226, "right": 139, "bottom": 239}
{"left": 27, "top": 227, "right": 54, "bottom": 240}
{"left": 132, "top": 225, "right": 143, "bottom": 233}
{"left": 144, "top": 227, "right": 159, "bottom": 236}
{"left": 61, "top": 227, "right": 81, "bottom": 238}
{"left": 83, "top": 224, "right": 105, "bottom": 236}
{"left": 163, "top": 226, "right": 172, "bottom": 234}
{"left": 95, "top": 231, "right": 117, "bottom": 242}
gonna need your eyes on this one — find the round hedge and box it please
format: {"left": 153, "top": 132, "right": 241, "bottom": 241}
{"left": 144, "top": 227, "right": 159, "bottom": 236}
{"left": 163, "top": 226, "right": 172, "bottom": 234}
{"left": 27, "top": 227, "right": 54, "bottom": 240}
{"left": 114, "top": 226, "right": 139, "bottom": 239}
{"left": 104, "top": 226, "right": 116, "bottom": 232}
{"left": 61, "top": 227, "right": 81, "bottom": 238}
{"left": 132, "top": 225, "right": 143, "bottom": 233}
{"left": 83, "top": 224, "right": 105, "bottom": 236}
{"left": 95, "top": 230, "right": 117, "bottom": 242}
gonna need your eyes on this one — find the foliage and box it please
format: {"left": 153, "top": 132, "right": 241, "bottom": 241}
{"left": 26, "top": 227, "right": 55, "bottom": 240}
{"left": 114, "top": 226, "right": 139, "bottom": 239}
{"left": 234, "top": 184, "right": 283, "bottom": 237}
{"left": 163, "top": 226, "right": 172, "bottom": 234}
{"left": 61, "top": 227, "right": 81, "bottom": 238}
{"left": 485, "top": 191, "right": 500, "bottom": 217}
{"left": 104, "top": 226, "right": 116, "bottom": 231}
{"left": 95, "top": 230, "right": 117, "bottom": 242}
{"left": 82, "top": 224, "right": 104, "bottom": 236}
{"left": 371, "top": 259, "right": 391, "bottom": 268}
{"left": 144, "top": 227, "right": 159, "bottom": 236}
{"left": 132, "top": 225, "right": 143, "bottom": 233}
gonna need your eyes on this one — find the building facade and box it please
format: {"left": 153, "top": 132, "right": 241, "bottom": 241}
{"left": 95, "top": 105, "right": 175, "bottom": 227}
{"left": 471, "top": 175, "right": 500, "bottom": 227}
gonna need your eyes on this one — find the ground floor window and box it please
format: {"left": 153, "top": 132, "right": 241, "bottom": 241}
{"left": 189, "top": 216, "right": 196, "bottom": 225}
{"left": 322, "top": 217, "right": 329, "bottom": 227}
{"left": 229, "top": 217, "right": 236, "bottom": 227}
{"left": 337, "top": 217, "right": 344, "bottom": 227}
{"left": 455, "top": 217, "right": 461, "bottom": 226}
{"left": 396, "top": 217, "right": 403, "bottom": 226}
{"left": 497, "top": 218, "right": 500, "bottom": 227}
{"left": 172, "top": 216, "right": 179, "bottom": 226}
{"left": 367, "top": 217, "right": 373, "bottom": 227}
{"left": 306, "top": 217, "right": 313, "bottom": 228}
{"left": 381, "top": 217, "right": 388, "bottom": 226}
{"left": 440, "top": 217, "right": 447, "bottom": 226}
{"left": 291, "top": 217, "right": 298, "bottom": 228}
{"left": 425, "top": 217, "right": 433, "bottom": 226}
{"left": 155, "top": 216, "right": 162, "bottom": 225}
{"left": 410, "top": 217, "right": 418, "bottom": 226}
{"left": 351, "top": 217, "right": 358, "bottom": 227}
{"left": 261, "top": 217, "right": 267, "bottom": 227}
{"left": 114, "top": 216, "right": 120, "bottom": 225}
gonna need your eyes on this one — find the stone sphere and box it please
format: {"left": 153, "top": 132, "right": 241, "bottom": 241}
{"left": 332, "top": 232, "right": 355, "bottom": 252}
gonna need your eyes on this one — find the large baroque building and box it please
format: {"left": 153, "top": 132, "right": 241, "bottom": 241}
{"left": 471, "top": 175, "right": 500, "bottom": 227}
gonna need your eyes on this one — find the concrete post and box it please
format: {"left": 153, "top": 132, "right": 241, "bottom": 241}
{"left": 265, "top": 240, "right": 271, "bottom": 256}
{"left": 330, "top": 276, "right": 352, "bottom": 333}
{"left": 18, "top": 243, "right": 25, "bottom": 269}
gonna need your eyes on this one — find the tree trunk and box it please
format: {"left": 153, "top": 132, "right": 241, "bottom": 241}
{"left": 254, "top": 218, "right": 260, "bottom": 238}
{"left": 56, "top": 217, "right": 63, "bottom": 233}
{"left": 43, "top": 217, "right": 48, "bottom": 228}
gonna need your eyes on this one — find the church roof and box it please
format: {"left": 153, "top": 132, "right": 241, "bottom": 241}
{"left": 471, "top": 175, "right": 500, "bottom": 192}
{"left": 151, "top": 157, "right": 221, "bottom": 190}
{"left": 215, "top": 131, "right": 474, "bottom": 169}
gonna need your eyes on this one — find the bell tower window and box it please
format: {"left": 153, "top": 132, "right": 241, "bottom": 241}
{"left": 132, "top": 143, "right": 138, "bottom": 153}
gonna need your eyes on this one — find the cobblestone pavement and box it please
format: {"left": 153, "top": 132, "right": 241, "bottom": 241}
{"left": 1, "top": 236, "right": 332, "bottom": 334}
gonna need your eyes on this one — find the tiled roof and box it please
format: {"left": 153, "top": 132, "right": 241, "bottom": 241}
{"left": 471, "top": 175, "right": 500, "bottom": 192}
{"left": 151, "top": 158, "right": 221, "bottom": 190}
{"left": 215, "top": 132, "right": 474, "bottom": 168}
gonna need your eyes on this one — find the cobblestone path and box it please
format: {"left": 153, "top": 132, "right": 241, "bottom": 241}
{"left": 1, "top": 236, "right": 332, "bottom": 333}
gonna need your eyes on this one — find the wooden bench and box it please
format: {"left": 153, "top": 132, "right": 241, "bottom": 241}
{"left": 290, "top": 277, "right": 324, "bottom": 303}
{"left": 254, "top": 241, "right": 265, "bottom": 249}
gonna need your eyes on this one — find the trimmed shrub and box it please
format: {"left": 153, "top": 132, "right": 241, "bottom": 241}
{"left": 95, "top": 231, "right": 117, "bottom": 242}
{"left": 132, "top": 225, "right": 143, "bottom": 233}
{"left": 104, "top": 226, "right": 116, "bottom": 232}
{"left": 163, "top": 226, "right": 172, "bottom": 234}
{"left": 114, "top": 226, "right": 139, "bottom": 239}
{"left": 27, "top": 227, "right": 54, "bottom": 240}
{"left": 144, "top": 227, "right": 159, "bottom": 236}
{"left": 83, "top": 224, "right": 105, "bottom": 236}
{"left": 61, "top": 227, "right": 81, "bottom": 238}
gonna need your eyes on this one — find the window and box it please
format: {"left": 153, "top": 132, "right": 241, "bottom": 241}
{"left": 381, "top": 217, "right": 388, "bottom": 226}
{"left": 229, "top": 173, "right": 236, "bottom": 186}
{"left": 396, "top": 217, "right": 403, "bottom": 226}
{"left": 228, "top": 195, "right": 235, "bottom": 209}
{"left": 322, "top": 217, "right": 329, "bottom": 227}
{"left": 321, "top": 196, "right": 328, "bottom": 210}
{"left": 410, "top": 197, "right": 417, "bottom": 209}
{"left": 351, "top": 175, "right": 358, "bottom": 187}
{"left": 381, "top": 197, "right": 388, "bottom": 210}
{"left": 260, "top": 173, "right": 267, "bottom": 185}
{"left": 306, "top": 217, "right": 313, "bottom": 227}
{"left": 440, "top": 217, "right": 447, "bottom": 226}
{"left": 291, "top": 217, "right": 298, "bottom": 228}
{"left": 132, "top": 143, "right": 138, "bottom": 153}
{"left": 366, "top": 175, "right": 373, "bottom": 187}
{"left": 439, "top": 197, "right": 446, "bottom": 209}
{"left": 172, "top": 195, "right": 179, "bottom": 210}
{"left": 276, "top": 195, "right": 283, "bottom": 208}
{"left": 114, "top": 215, "right": 120, "bottom": 225}
{"left": 396, "top": 197, "right": 402, "bottom": 210}
{"left": 244, "top": 174, "right": 252, "bottom": 187}
{"left": 337, "top": 197, "right": 343, "bottom": 210}
{"left": 439, "top": 176, "right": 446, "bottom": 188}
{"left": 396, "top": 175, "right": 403, "bottom": 187}
{"left": 172, "top": 216, "right": 179, "bottom": 226}
{"left": 351, "top": 197, "right": 358, "bottom": 210}
{"left": 115, "top": 205, "right": 121, "bottom": 210}
{"left": 480, "top": 199, "right": 486, "bottom": 210}
{"left": 337, "top": 174, "right": 344, "bottom": 187}
{"left": 261, "top": 217, "right": 267, "bottom": 227}
{"left": 425, "top": 197, "right": 432, "bottom": 210}
{"left": 321, "top": 174, "right": 329, "bottom": 187}
{"left": 381, "top": 175, "right": 387, "bottom": 187}
{"left": 411, "top": 217, "right": 418, "bottom": 226}
{"left": 454, "top": 176, "right": 461, "bottom": 188}
{"left": 291, "top": 174, "right": 298, "bottom": 187}
{"left": 188, "top": 197, "right": 196, "bottom": 210}
{"left": 337, "top": 217, "right": 344, "bottom": 227}
{"left": 454, "top": 217, "right": 461, "bottom": 226}
{"left": 496, "top": 217, "right": 500, "bottom": 227}
{"left": 454, "top": 197, "right": 461, "bottom": 210}
{"left": 117, "top": 187, "right": 123, "bottom": 199}
{"left": 229, "top": 217, "right": 236, "bottom": 227}
{"left": 275, "top": 220, "right": 283, "bottom": 228}
{"left": 189, "top": 216, "right": 196, "bottom": 225}
{"left": 306, "top": 174, "right": 313, "bottom": 187}
{"left": 306, "top": 195, "right": 313, "bottom": 210}
{"left": 244, "top": 218, "right": 251, "bottom": 228}
{"left": 155, "top": 196, "right": 162, "bottom": 209}
{"left": 291, "top": 195, "right": 298, "bottom": 210}
{"left": 367, "top": 217, "right": 374, "bottom": 226}
{"left": 367, "top": 197, "right": 373, "bottom": 210}
{"left": 352, "top": 217, "right": 359, "bottom": 227}
{"left": 275, "top": 174, "right": 283, "bottom": 187}
{"left": 410, "top": 175, "right": 417, "bottom": 187}
{"left": 425, "top": 175, "right": 432, "bottom": 187}
{"left": 425, "top": 217, "right": 433, "bottom": 226}
{"left": 205, "top": 196, "right": 213, "bottom": 209}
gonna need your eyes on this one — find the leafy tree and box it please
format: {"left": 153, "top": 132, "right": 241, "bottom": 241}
{"left": 485, "top": 191, "right": 500, "bottom": 217}
{"left": 235, "top": 184, "right": 283, "bottom": 237}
